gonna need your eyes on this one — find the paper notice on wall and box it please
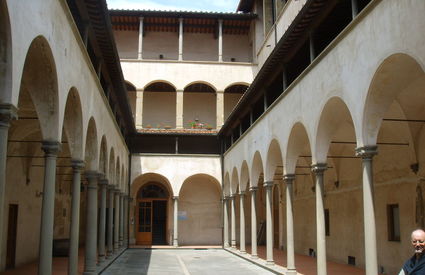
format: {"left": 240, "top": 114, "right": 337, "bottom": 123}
{"left": 178, "top": 211, "right": 187, "bottom": 220}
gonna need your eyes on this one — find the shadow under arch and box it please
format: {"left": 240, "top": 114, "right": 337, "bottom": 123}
{"left": 0, "top": 0, "right": 12, "bottom": 102}
{"left": 178, "top": 173, "right": 222, "bottom": 245}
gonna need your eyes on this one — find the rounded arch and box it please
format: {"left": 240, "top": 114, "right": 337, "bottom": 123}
{"left": 19, "top": 35, "right": 59, "bottom": 140}
{"left": 99, "top": 135, "right": 108, "bottom": 177}
{"left": 250, "top": 151, "right": 264, "bottom": 188}
{"left": 143, "top": 80, "right": 177, "bottom": 92}
{"left": 315, "top": 96, "right": 357, "bottom": 164}
{"left": 179, "top": 173, "right": 222, "bottom": 245}
{"left": 125, "top": 80, "right": 137, "bottom": 92}
{"left": 0, "top": 0, "right": 12, "bottom": 102}
{"left": 142, "top": 80, "right": 176, "bottom": 128}
{"left": 265, "top": 139, "right": 283, "bottom": 182}
{"left": 230, "top": 167, "right": 239, "bottom": 195}
{"left": 239, "top": 160, "right": 250, "bottom": 192}
{"left": 63, "top": 87, "right": 83, "bottom": 160}
{"left": 84, "top": 117, "right": 98, "bottom": 171}
{"left": 183, "top": 81, "right": 217, "bottom": 93}
{"left": 362, "top": 53, "right": 425, "bottom": 146}
{"left": 131, "top": 173, "right": 174, "bottom": 199}
{"left": 224, "top": 83, "right": 249, "bottom": 93}
{"left": 285, "top": 122, "right": 312, "bottom": 175}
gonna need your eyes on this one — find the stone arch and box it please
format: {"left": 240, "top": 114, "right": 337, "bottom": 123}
{"left": 240, "top": 160, "right": 250, "bottom": 193}
{"left": 362, "top": 53, "right": 425, "bottom": 146}
{"left": 179, "top": 173, "right": 222, "bottom": 245}
{"left": 265, "top": 139, "right": 283, "bottom": 182}
{"left": 84, "top": 117, "right": 98, "bottom": 171}
{"left": 183, "top": 81, "right": 217, "bottom": 129}
{"left": 143, "top": 80, "right": 177, "bottom": 91}
{"left": 314, "top": 96, "right": 357, "bottom": 164}
{"left": 223, "top": 83, "right": 249, "bottom": 122}
{"left": 250, "top": 151, "right": 264, "bottom": 188}
{"left": 19, "top": 35, "right": 60, "bottom": 141}
{"left": 143, "top": 80, "right": 177, "bottom": 128}
{"left": 131, "top": 173, "right": 174, "bottom": 199}
{"left": 63, "top": 87, "right": 84, "bottom": 160}
{"left": 0, "top": 0, "right": 12, "bottom": 102}
{"left": 284, "top": 122, "right": 312, "bottom": 175}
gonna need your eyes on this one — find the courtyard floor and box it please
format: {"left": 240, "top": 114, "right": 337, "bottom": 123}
{"left": 0, "top": 245, "right": 380, "bottom": 275}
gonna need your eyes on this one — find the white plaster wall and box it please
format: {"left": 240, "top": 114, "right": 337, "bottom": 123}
{"left": 179, "top": 175, "right": 222, "bottom": 245}
{"left": 223, "top": 1, "right": 425, "bottom": 272}
{"left": 6, "top": 0, "right": 130, "bottom": 173}
{"left": 224, "top": 93, "right": 243, "bottom": 121}
{"left": 183, "top": 33, "right": 218, "bottom": 62}
{"left": 114, "top": 30, "right": 138, "bottom": 59}
{"left": 121, "top": 60, "right": 255, "bottom": 92}
{"left": 183, "top": 93, "right": 216, "bottom": 128}
{"left": 143, "top": 31, "right": 178, "bottom": 60}
{"left": 142, "top": 92, "right": 176, "bottom": 128}
{"left": 131, "top": 155, "right": 222, "bottom": 195}
{"left": 223, "top": 34, "right": 252, "bottom": 63}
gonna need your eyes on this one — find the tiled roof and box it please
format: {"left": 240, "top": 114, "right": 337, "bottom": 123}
{"left": 137, "top": 128, "right": 218, "bottom": 135}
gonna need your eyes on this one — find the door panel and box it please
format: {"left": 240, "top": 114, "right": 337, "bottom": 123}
{"left": 136, "top": 201, "right": 152, "bottom": 245}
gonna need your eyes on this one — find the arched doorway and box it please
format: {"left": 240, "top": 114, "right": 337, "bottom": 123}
{"left": 136, "top": 183, "right": 169, "bottom": 245}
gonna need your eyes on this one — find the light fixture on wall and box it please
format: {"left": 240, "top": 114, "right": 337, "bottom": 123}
{"left": 159, "top": 54, "right": 164, "bottom": 59}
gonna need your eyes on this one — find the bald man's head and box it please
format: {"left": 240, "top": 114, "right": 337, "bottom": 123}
{"left": 411, "top": 229, "right": 425, "bottom": 254}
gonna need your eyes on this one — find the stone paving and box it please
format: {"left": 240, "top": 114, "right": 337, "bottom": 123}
{"left": 100, "top": 248, "right": 276, "bottom": 275}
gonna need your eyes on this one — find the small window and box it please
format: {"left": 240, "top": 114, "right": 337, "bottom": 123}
{"left": 387, "top": 204, "right": 400, "bottom": 241}
{"left": 325, "top": 209, "right": 330, "bottom": 236}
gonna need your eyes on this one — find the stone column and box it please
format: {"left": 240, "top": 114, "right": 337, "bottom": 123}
{"left": 107, "top": 185, "right": 114, "bottom": 257}
{"left": 0, "top": 104, "right": 16, "bottom": 270}
{"left": 250, "top": 186, "right": 258, "bottom": 259}
{"left": 119, "top": 193, "right": 124, "bottom": 247}
{"left": 135, "top": 90, "right": 143, "bottom": 129}
{"left": 98, "top": 178, "right": 108, "bottom": 263}
{"left": 173, "top": 196, "right": 179, "bottom": 247}
{"left": 124, "top": 196, "right": 129, "bottom": 247}
{"left": 223, "top": 197, "right": 230, "bottom": 247}
{"left": 114, "top": 189, "right": 120, "bottom": 252}
{"left": 38, "top": 141, "right": 61, "bottom": 275}
{"left": 68, "top": 160, "right": 84, "bottom": 275}
{"left": 239, "top": 191, "right": 246, "bottom": 253}
{"left": 284, "top": 174, "right": 297, "bottom": 275}
{"left": 264, "top": 181, "right": 274, "bottom": 265}
{"left": 138, "top": 17, "right": 144, "bottom": 59}
{"left": 216, "top": 91, "right": 224, "bottom": 129}
{"left": 311, "top": 163, "right": 327, "bottom": 275}
{"left": 218, "top": 19, "right": 223, "bottom": 62}
{"left": 178, "top": 18, "right": 184, "bottom": 61}
{"left": 176, "top": 89, "right": 184, "bottom": 129}
{"left": 230, "top": 195, "right": 236, "bottom": 249}
{"left": 356, "top": 146, "right": 378, "bottom": 275}
{"left": 278, "top": 181, "right": 284, "bottom": 250}
{"left": 84, "top": 171, "right": 99, "bottom": 275}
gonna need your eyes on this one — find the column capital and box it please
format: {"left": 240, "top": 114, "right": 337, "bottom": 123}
{"left": 173, "top": 196, "right": 179, "bottom": 200}
{"left": 229, "top": 194, "right": 236, "bottom": 198}
{"left": 355, "top": 145, "right": 378, "bottom": 159}
{"left": 99, "top": 178, "right": 109, "bottom": 186}
{"left": 249, "top": 186, "right": 258, "bottom": 192}
{"left": 41, "top": 141, "right": 62, "bottom": 156}
{"left": 71, "top": 159, "right": 85, "bottom": 170}
{"left": 283, "top": 174, "right": 296, "bottom": 182}
{"left": 263, "top": 181, "right": 274, "bottom": 188}
{"left": 120, "top": 192, "right": 125, "bottom": 196}
{"left": 0, "top": 103, "right": 18, "bottom": 126}
{"left": 85, "top": 170, "right": 100, "bottom": 180}
{"left": 179, "top": 17, "right": 184, "bottom": 23}
{"left": 139, "top": 16, "right": 144, "bottom": 21}
{"left": 239, "top": 191, "right": 246, "bottom": 196}
{"left": 216, "top": 90, "right": 224, "bottom": 94}
{"left": 114, "top": 188, "right": 121, "bottom": 193}
{"left": 107, "top": 184, "right": 115, "bottom": 190}
{"left": 311, "top": 163, "right": 327, "bottom": 175}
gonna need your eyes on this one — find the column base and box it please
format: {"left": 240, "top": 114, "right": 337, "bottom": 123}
{"left": 285, "top": 269, "right": 297, "bottom": 275}
{"left": 173, "top": 240, "right": 178, "bottom": 247}
{"left": 224, "top": 243, "right": 230, "bottom": 248}
{"left": 240, "top": 250, "right": 246, "bottom": 254}
{"left": 266, "top": 260, "right": 275, "bottom": 266}
{"left": 98, "top": 255, "right": 105, "bottom": 263}
{"left": 83, "top": 269, "right": 96, "bottom": 275}
{"left": 250, "top": 254, "right": 258, "bottom": 259}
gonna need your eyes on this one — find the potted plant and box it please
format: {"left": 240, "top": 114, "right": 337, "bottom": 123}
{"left": 205, "top": 124, "right": 213, "bottom": 130}
{"left": 145, "top": 124, "right": 152, "bottom": 129}
{"left": 164, "top": 125, "right": 172, "bottom": 129}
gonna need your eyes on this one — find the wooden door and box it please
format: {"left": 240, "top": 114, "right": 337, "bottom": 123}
{"left": 136, "top": 200, "right": 152, "bottom": 245}
{"left": 6, "top": 204, "right": 18, "bottom": 269}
